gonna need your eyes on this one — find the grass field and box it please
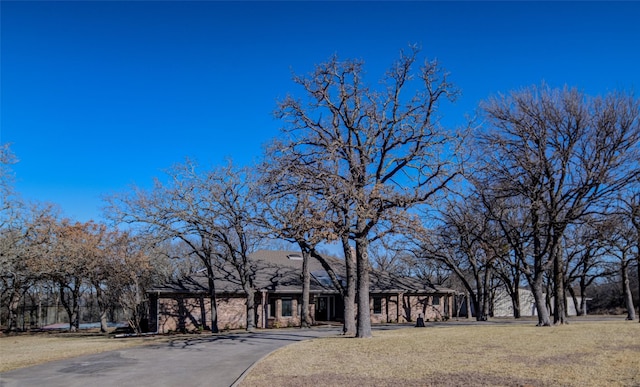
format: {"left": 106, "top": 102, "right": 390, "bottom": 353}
{"left": 1, "top": 320, "right": 638, "bottom": 386}
{"left": 240, "top": 321, "right": 640, "bottom": 387}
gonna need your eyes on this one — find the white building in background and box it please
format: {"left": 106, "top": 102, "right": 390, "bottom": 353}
{"left": 491, "top": 288, "right": 585, "bottom": 317}
{"left": 492, "top": 288, "right": 537, "bottom": 317}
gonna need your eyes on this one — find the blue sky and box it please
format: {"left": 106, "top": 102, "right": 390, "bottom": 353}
{"left": 2, "top": 1, "right": 639, "bottom": 222}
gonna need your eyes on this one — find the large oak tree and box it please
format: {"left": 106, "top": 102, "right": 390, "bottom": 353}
{"left": 270, "top": 46, "right": 460, "bottom": 337}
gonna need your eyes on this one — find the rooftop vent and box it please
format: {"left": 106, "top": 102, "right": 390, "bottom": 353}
{"left": 287, "top": 254, "right": 303, "bottom": 260}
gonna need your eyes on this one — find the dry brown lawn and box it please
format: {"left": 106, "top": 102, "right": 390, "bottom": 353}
{"left": 241, "top": 321, "right": 640, "bottom": 387}
{"left": 0, "top": 332, "right": 170, "bottom": 373}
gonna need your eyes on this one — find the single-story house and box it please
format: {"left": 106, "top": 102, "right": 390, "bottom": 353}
{"left": 148, "top": 249, "right": 455, "bottom": 332}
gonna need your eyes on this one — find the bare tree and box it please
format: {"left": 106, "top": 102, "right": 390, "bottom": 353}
{"left": 262, "top": 131, "right": 359, "bottom": 335}
{"left": 369, "top": 238, "right": 406, "bottom": 274}
{"left": 0, "top": 144, "right": 24, "bottom": 330}
{"left": 29, "top": 220, "right": 103, "bottom": 331}
{"left": 81, "top": 222, "right": 112, "bottom": 333}
{"left": 599, "top": 214, "right": 637, "bottom": 320}
{"left": 475, "top": 85, "right": 640, "bottom": 325}
{"left": 108, "top": 232, "right": 162, "bottom": 333}
{"left": 107, "top": 160, "right": 264, "bottom": 332}
{"left": 260, "top": 147, "right": 358, "bottom": 333}
{"left": 201, "top": 162, "right": 264, "bottom": 331}
{"left": 491, "top": 244, "right": 525, "bottom": 319}
{"left": 630, "top": 195, "right": 640, "bottom": 323}
{"left": 271, "top": 46, "right": 460, "bottom": 338}
{"left": 617, "top": 191, "right": 640, "bottom": 322}
{"left": 563, "top": 219, "right": 613, "bottom": 316}
{"left": 416, "top": 196, "right": 497, "bottom": 321}
{"left": 1, "top": 203, "right": 57, "bottom": 331}
{"left": 88, "top": 228, "right": 162, "bottom": 333}
{"left": 107, "top": 161, "right": 224, "bottom": 333}
{"left": 0, "top": 144, "right": 18, "bottom": 218}
{"left": 261, "top": 191, "right": 329, "bottom": 328}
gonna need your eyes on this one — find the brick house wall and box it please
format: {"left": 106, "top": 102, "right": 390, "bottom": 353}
{"left": 256, "top": 293, "right": 311, "bottom": 328}
{"left": 369, "top": 293, "right": 452, "bottom": 324}
{"left": 266, "top": 296, "right": 301, "bottom": 328}
{"left": 154, "top": 292, "right": 453, "bottom": 332}
{"left": 156, "top": 295, "right": 247, "bottom": 333}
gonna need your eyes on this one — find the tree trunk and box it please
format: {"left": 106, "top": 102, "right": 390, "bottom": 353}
{"left": 238, "top": 252, "right": 256, "bottom": 332}
{"left": 473, "top": 279, "right": 484, "bottom": 321}
{"left": 132, "top": 277, "right": 143, "bottom": 333}
{"left": 61, "top": 294, "right": 73, "bottom": 332}
{"left": 579, "top": 274, "right": 589, "bottom": 316}
{"left": 59, "top": 282, "right": 80, "bottom": 332}
{"left": 355, "top": 237, "right": 372, "bottom": 338}
{"left": 481, "top": 269, "right": 491, "bottom": 320}
{"left": 341, "top": 237, "right": 356, "bottom": 336}
{"left": 99, "top": 303, "right": 108, "bottom": 333}
{"left": 6, "top": 288, "right": 20, "bottom": 332}
{"left": 99, "top": 309, "right": 108, "bottom": 333}
{"left": 531, "top": 279, "right": 551, "bottom": 326}
{"left": 465, "top": 292, "right": 472, "bottom": 319}
{"left": 553, "top": 241, "right": 568, "bottom": 325}
{"left": 581, "top": 292, "right": 588, "bottom": 316}
{"left": 530, "top": 202, "right": 550, "bottom": 327}
{"left": 568, "top": 287, "right": 582, "bottom": 316}
{"left": 622, "top": 260, "right": 636, "bottom": 321}
{"left": 300, "top": 247, "right": 312, "bottom": 328}
{"left": 510, "top": 285, "right": 521, "bottom": 319}
{"left": 472, "top": 296, "right": 482, "bottom": 321}
{"left": 206, "top": 265, "right": 219, "bottom": 333}
{"left": 37, "top": 296, "right": 42, "bottom": 329}
{"left": 244, "top": 283, "right": 256, "bottom": 331}
{"left": 72, "top": 285, "right": 81, "bottom": 332}
{"left": 95, "top": 285, "right": 109, "bottom": 333}
{"left": 59, "top": 284, "right": 79, "bottom": 332}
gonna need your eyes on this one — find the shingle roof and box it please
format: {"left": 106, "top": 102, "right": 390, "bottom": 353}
{"left": 150, "top": 249, "right": 454, "bottom": 296}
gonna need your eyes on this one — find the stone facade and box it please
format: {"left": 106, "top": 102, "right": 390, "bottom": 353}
{"left": 154, "top": 292, "right": 453, "bottom": 332}
{"left": 369, "top": 294, "right": 452, "bottom": 324}
{"left": 260, "top": 294, "right": 303, "bottom": 328}
{"left": 156, "top": 295, "right": 247, "bottom": 333}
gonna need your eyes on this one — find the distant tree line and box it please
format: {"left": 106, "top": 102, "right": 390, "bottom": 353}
{"left": 2, "top": 47, "right": 639, "bottom": 334}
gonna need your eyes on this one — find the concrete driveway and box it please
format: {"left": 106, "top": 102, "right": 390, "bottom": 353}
{"left": 0, "top": 327, "right": 346, "bottom": 387}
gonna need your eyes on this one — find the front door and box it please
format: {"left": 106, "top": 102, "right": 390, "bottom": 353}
{"left": 316, "top": 296, "right": 328, "bottom": 321}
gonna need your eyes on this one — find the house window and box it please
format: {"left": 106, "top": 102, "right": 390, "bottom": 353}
{"left": 432, "top": 296, "right": 440, "bottom": 306}
{"left": 282, "top": 299, "right": 293, "bottom": 317}
{"left": 373, "top": 297, "right": 382, "bottom": 314}
{"left": 269, "top": 298, "right": 276, "bottom": 318}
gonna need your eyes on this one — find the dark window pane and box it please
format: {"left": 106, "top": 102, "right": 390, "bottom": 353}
{"left": 282, "top": 299, "right": 293, "bottom": 317}
{"left": 269, "top": 298, "right": 276, "bottom": 317}
{"left": 373, "top": 297, "right": 382, "bottom": 314}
